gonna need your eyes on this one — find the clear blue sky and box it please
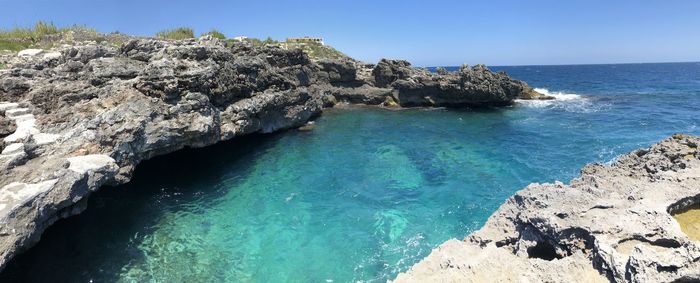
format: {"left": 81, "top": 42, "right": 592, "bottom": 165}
{"left": 1, "top": 0, "right": 699, "bottom": 66}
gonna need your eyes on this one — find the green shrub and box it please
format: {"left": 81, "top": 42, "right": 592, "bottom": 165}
{"left": 155, "top": 27, "right": 195, "bottom": 40}
{"left": 0, "top": 28, "right": 33, "bottom": 41}
{"left": 202, "top": 30, "right": 226, "bottom": 40}
{"left": 0, "top": 41, "right": 31, "bottom": 51}
{"left": 33, "top": 21, "right": 59, "bottom": 36}
{"left": 0, "top": 21, "right": 62, "bottom": 51}
{"left": 0, "top": 21, "right": 59, "bottom": 41}
{"left": 60, "top": 24, "right": 96, "bottom": 34}
{"left": 301, "top": 44, "right": 348, "bottom": 60}
{"left": 263, "top": 36, "right": 278, "bottom": 45}
{"left": 228, "top": 37, "right": 269, "bottom": 48}
{"left": 246, "top": 38, "right": 264, "bottom": 47}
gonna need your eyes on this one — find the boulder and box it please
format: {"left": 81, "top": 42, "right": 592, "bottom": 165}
{"left": 372, "top": 59, "right": 413, "bottom": 87}
{"left": 315, "top": 58, "right": 357, "bottom": 84}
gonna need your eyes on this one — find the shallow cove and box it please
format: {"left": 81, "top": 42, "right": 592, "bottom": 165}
{"left": 2, "top": 63, "right": 699, "bottom": 282}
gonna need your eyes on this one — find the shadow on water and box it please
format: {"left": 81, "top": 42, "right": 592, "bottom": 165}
{"left": 0, "top": 132, "right": 285, "bottom": 282}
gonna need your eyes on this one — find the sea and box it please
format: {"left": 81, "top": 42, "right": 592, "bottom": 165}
{"left": 2, "top": 62, "right": 698, "bottom": 282}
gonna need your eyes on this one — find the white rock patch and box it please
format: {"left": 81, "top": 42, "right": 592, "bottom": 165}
{"left": 0, "top": 103, "right": 19, "bottom": 112}
{"left": 67, "top": 154, "right": 117, "bottom": 174}
{"left": 42, "top": 51, "right": 62, "bottom": 60}
{"left": 1, "top": 101, "right": 59, "bottom": 145}
{"left": 0, "top": 179, "right": 58, "bottom": 215}
{"left": 1, "top": 143, "right": 24, "bottom": 155}
{"left": 17, "top": 49, "right": 44, "bottom": 57}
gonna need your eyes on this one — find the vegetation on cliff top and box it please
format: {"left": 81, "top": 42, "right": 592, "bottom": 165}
{"left": 299, "top": 43, "right": 348, "bottom": 60}
{"left": 0, "top": 21, "right": 349, "bottom": 60}
{"left": 202, "top": 30, "right": 226, "bottom": 40}
{"left": 0, "top": 21, "right": 105, "bottom": 51}
{"left": 0, "top": 21, "right": 60, "bottom": 51}
{"left": 155, "top": 27, "right": 195, "bottom": 40}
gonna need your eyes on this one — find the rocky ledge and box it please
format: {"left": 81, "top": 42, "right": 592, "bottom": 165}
{"left": 0, "top": 36, "right": 545, "bottom": 271}
{"left": 394, "top": 134, "right": 700, "bottom": 282}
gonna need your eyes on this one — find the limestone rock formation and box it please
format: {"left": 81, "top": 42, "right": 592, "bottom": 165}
{"left": 0, "top": 36, "right": 541, "bottom": 271}
{"left": 371, "top": 60, "right": 544, "bottom": 106}
{"left": 393, "top": 134, "right": 700, "bottom": 282}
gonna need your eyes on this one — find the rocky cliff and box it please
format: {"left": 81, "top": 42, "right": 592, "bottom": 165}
{"left": 393, "top": 134, "right": 700, "bottom": 282}
{"left": 0, "top": 36, "right": 542, "bottom": 271}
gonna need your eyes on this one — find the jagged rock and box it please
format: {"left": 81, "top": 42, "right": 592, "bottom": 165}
{"left": 372, "top": 59, "right": 413, "bottom": 87}
{"left": 0, "top": 115, "right": 15, "bottom": 137}
{"left": 383, "top": 95, "right": 399, "bottom": 107}
{"left": 519, "top": 86, "right": 554, "bottom": 100}
{"left": 393, "top": 135, "right": 700, "bottom": 283}
{"left": 315, "top": 58, "right": 358, "bottom": 84}
{"left": 372, "top": 60, "right": 538, "bottom": 107}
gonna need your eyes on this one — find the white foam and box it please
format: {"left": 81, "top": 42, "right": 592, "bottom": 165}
{"left": 532, "top": 88, "right": 583, "bottom": 101}
{"left": 515, "top": 88, "right": 598, "bottom": 113}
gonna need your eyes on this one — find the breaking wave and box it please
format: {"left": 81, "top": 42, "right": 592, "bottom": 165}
{"left": 533, "top": 88, "right": 583, "bottom": 100}
{"left": 516, "top": 88, "right": 600, "bottom": 113}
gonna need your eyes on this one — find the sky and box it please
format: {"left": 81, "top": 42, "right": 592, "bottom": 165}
{"left": 1, "top": 0, "right": 699, "bottom": 66}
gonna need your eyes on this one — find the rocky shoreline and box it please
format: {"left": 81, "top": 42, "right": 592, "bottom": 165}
{"left": 2, "top": 35, "right": 698, "bottom": 282}
{"left": 394, "top": 134, "right": 700, "bottom": 282}
{"left": 0, "top": 35, "right": 548, "bottom": 271}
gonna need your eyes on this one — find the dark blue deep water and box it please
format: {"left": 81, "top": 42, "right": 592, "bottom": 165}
{"left": 2, "top": 63, "right": 699, "bottom": 282}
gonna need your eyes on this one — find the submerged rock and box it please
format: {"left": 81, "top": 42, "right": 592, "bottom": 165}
{"left": 393, "top": 134, "right": 700, "bottom": 282}
{"left": 519, "top": 86, "right": 555, "bottom": 100}
{"left": 297, "top": 121, "right": 315, "bottom": 131}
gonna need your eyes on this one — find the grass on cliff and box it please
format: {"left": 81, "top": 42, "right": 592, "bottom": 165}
{"left": 201, "top": 29, "right": 226, "bottom": 40}
{"left": 300, "top": 43, "right": 349, "bottom": 60}
{"left": 156, "top": 27, "right": 195, "bottom": 40}
{"left": 0, "top": 21, "right": 59, "bottom": 51}
{"left": 0, "top": 21, "right": 100, "bottom": 51}
{"left": 1, "top": 22, "right": 349, "bottom": 61}
{"left": 225, "top": 36, "right": 349, "bottom": 60}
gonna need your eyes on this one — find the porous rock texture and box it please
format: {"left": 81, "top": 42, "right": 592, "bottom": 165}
{"left": 372, "top": 59, "right": 551, "bottom": 106}
{"left": 0, "top": 36, "right": 540, "bottom": 271}
{"left": 393, "top": 134, "right": 700, "bottom": 282}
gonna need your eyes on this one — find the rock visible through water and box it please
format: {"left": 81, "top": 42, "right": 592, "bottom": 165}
{"left": 393, "top": 134, "right": 700, "bottom": 282}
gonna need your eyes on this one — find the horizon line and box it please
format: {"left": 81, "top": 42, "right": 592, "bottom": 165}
{"left": 424, "top": 60, "right": 700, "bottom": 68}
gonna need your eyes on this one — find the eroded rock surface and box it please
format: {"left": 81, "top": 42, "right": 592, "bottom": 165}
{"left": 0, "top": 36, "right": 540, "bottom": 271}
{"left": 372, "top": 60, "right": 549, "bottom": 106}
{"left": 394, "top": 134, "right": 700, "bottom": 282}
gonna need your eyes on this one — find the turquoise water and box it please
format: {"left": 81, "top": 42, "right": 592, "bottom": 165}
{"left": 2, "top": 63, "right": 699, "bottom": 282}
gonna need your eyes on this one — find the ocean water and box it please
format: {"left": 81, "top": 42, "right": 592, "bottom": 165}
{"left": 2, "top": 63, "right": 699, "bottom": 282}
